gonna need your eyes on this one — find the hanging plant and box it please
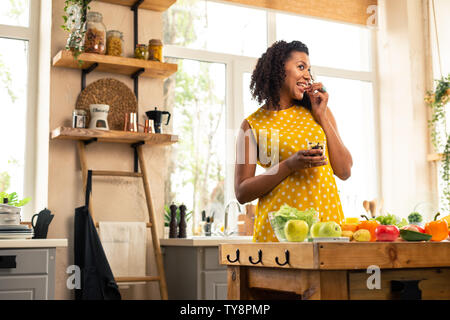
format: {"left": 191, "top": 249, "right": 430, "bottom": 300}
{"left": 61, "top": 0, "right": 92, "bottom": 64}
{"left": 425, "top": 74, "right": 450, "bottom": 212}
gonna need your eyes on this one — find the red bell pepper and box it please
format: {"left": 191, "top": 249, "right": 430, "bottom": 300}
{"left": 375, "top": 225, "right": 400, "bottom": 242}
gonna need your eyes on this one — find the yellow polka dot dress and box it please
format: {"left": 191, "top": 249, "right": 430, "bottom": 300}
{"left": 245, "top": 105, "right": 345, "bottom": 242}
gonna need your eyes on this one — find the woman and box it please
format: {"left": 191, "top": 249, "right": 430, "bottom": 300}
{"left": 235, "top": 40, "right": 353, "bottom": 242}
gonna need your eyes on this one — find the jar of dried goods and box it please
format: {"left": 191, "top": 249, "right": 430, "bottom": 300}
{"left": 148, "top": 39, "right": 163, "bottom": 62}
{"left": 134, "top": 44, "right": 149, "bottom": 60}
{"left": 84, "top": 12, "right": 106, "bottom": 54}
{"left": 106, "top": 30, "right": 124, "bottom": 56}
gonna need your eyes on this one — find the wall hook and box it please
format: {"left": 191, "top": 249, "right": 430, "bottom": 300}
{"left": 226, "top": 249, "right": 240, "bottom": 263}
{"left": 249, "top": 249, "right": 263, "bottom": 265}
{"left": 275, "top": 250, "right": 290, "bottom": 266}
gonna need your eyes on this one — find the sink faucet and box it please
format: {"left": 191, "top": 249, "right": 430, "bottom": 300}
{"left": 224, "top": 199, "right": 242, "bottom": 236}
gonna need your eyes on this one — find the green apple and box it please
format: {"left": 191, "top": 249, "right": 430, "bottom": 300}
{"left": 310, "top": 222, "right": 323, "bottom": 238}
{"left": 318, "top": 221, "right": 342, "bottom": 237}
{"left": 284, "top": 220, "right": 309, "bottom": 242}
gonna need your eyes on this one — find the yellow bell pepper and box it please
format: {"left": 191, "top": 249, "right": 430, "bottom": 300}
{"left": 345, "top": 217, "right": 360, "bottom": 224}
{"left": 442, "top": 215, "right": 450, "bottom": 227}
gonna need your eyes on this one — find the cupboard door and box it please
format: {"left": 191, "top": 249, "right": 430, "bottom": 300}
{"left": 0, "top": 275, "right": 48, "bottom": 300}
{"left": 203, "top": 270, "right": 227, "bottom": 300}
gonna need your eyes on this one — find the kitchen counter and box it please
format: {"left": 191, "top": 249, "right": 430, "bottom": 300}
{"left": 0, "top": 239, "right": 68, "bottom": 248}
{"left": 160, "top": 236, "right": 253, "bottom": 247}
{"left": 220, "top": 241, "right": 450, "bottom": 300}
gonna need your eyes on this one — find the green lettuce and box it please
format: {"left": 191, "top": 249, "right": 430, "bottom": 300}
{"left": 375, "top": 213, "right": 408, "bottom": 228}
{"left": 270, "top": 204, "right": 318, "bottom": 240}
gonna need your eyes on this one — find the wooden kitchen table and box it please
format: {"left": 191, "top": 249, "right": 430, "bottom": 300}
{"left": 219, "top": 242, "right": 450, "bottom": 300}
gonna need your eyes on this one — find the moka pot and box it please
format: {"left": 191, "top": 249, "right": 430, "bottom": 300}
{"left": 145, "top": 107, "right": 170, "bottom": 133}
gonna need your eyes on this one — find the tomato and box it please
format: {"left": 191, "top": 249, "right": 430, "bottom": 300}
{"left": 375, "top": 225, "right": 400, "bottom": 242}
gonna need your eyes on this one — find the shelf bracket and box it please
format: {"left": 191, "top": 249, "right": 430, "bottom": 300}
{"left": 131, "top": 0, "right": 144, "bottom": 48}
{"left": 84, "top": 138, "right": 98, "bottom": 146}
{"left": 131, "top": 141, "right": 145, "bottom": 173}
{"left": 131, "top": 67, "right": 145, "bottom": 101}
{"left": 81, "top": 63, "right": 99, "bottom": 91}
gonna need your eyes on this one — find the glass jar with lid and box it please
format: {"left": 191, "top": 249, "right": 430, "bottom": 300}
{"left": 134, "top": 44, "right": 149, "bottom": 60}
{"left": 84, "top": 11, "right": 106, "bottom": 54}
{"left": 106, "top": 30, "right": 124, "bottom": 56}
{"left": 148, "top": 39, "right": 163, "bottom": 62}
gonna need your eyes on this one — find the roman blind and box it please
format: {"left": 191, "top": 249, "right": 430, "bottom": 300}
{"left": 221, "top": 0, "right": 378, "bottom": 26}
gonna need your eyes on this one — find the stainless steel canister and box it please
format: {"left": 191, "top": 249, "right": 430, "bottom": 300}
{"left": 73, "top": 109, "right": 87, "bottom": 128}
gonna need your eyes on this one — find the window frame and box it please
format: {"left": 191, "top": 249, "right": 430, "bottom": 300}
{"left": 164, "top": 3, "right": 380, "bottom": 213}
{"left": 0, "top": 0, "right": 40, "bottom": 219}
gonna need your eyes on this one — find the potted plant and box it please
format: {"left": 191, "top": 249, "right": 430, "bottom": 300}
{"left": 0, "top": 191, "right": 31, "bottom": 208}
{"left": 0, "top": 191, "right": 31, "bottom": 224}
{"left": 61, "top": 0, "right": 92, "bottom": 64}
{"left": 425, "top": 74, "right": 450, "bottom": 212}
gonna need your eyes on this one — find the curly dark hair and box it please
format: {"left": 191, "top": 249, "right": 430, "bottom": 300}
{"left": 250, "top": 40, "right": 312, "bottom": 110}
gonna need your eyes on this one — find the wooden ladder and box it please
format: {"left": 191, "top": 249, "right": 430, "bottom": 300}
{"left": 76, "top": 140, "right": 168, "bottom": 300}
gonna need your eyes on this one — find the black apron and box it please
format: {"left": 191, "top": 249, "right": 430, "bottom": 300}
{"left": 74, "top": 170, "right": 121, "bottom": 300}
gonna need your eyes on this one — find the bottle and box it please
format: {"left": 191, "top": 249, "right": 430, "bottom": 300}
{"left": 169, "top": 203, "right": 178, "bottom": 238}
{"left": 84, "top": 12, "right": 106, "bottom": 54}
{"left": 204, "top": 217, "right": 212, "bottom": 236}
{"left": 178, "top": 204, "right": 187, "bottom": 238}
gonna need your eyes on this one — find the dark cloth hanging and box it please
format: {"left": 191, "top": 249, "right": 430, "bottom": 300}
{"left": 74, "top": 170, "right": 121, "bottom": 300}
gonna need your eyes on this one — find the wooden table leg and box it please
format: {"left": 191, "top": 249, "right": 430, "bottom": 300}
{"left": 228, "top": 266, "right": 251, "bottom": 300}
{"left": 319, "top": 271, "right": 349, "bottom": 300}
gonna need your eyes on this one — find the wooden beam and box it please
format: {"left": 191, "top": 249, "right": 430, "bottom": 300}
{"left": 220, "top": 0, "right": 378, "bottom": 26}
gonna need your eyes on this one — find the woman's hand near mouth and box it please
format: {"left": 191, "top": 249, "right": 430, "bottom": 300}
{"left": 306, "top": 82, "right": 328, "bottom": 125}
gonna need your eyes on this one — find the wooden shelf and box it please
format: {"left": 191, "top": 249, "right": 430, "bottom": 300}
{"left": 96, "top": 0, "right": 176, "bottom": 11}
{"left": 52, "top": 50, "right": 177, "bottom": 80}
{"left": 427, "top": 153, "right": 445, "bottom": 162}
{"left": 51, "top": 127, "right": 178, "bottom": 145}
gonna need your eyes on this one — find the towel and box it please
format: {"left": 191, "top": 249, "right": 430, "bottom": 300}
{"left": 99, "top": 222, "right": 146, "bottom": 277}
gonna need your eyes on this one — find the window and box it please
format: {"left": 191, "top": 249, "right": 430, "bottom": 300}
{"left": 0, "top": 0, "right": 39, "bottom": 219}
{"left": 276, "top": 12, "right": 372, "bottom": 72}
{"left": 164, "top": 0, "right": 378, "bottom": 232}
{"left": 164, "top": 57, "right": 226, "bottom": 232}
{"left": 163, "top": 0, "right": 267, "bottom": 57}
{"left": 164, "top": 0, "right": 265, "bottom": 233}
{"left": 314, "top": 76, "right": 377, "bottom": 216}
{"left": 429, "top": 0, "right": 450, "bottom": 212}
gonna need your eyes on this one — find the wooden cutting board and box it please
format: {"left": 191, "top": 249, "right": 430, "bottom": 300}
{"left": 76, "top": 78, "right": 138, "bottom": 130}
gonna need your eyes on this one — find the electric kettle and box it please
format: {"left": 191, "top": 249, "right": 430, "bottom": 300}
{"left": 145, "top": 107, "right": 171, "bottom": 133}
{"left": 31, "top": 208, "right": 54, "bottom": 239}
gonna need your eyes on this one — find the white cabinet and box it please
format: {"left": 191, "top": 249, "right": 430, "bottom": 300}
{"left": 0, "top": 239, "right": 67, "bottom": 300}
{"left": 0, "top": 248, "right": 55, "bottom": 300}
